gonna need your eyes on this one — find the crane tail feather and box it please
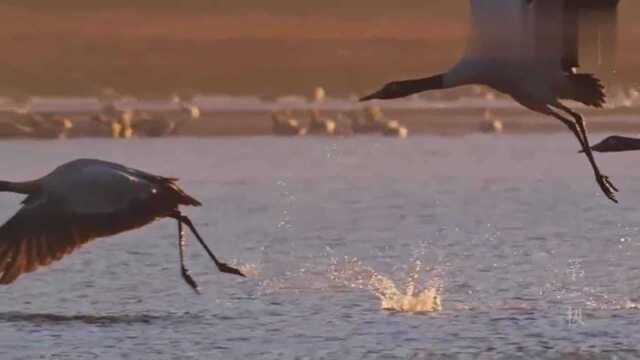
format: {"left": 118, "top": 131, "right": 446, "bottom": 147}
{"left": 564, "top": 73, "right": 606, "bottom": 108}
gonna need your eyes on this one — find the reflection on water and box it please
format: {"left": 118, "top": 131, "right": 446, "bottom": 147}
{"left": 0, "top": 311, "right": 198, "bottom": 325}
{"left": 329, "top": 257, "right": 442, "bottom": 313}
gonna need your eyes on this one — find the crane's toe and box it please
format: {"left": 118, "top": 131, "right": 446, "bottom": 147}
{"left": 217, "top": 262, "right": 246, "bottom": 277}
{"left": 603, "top": 175, "right": 619, "bottom": 193}
{"left": 597, "top": 174, "right": 619, "bottom": 203}
{"left": 181, "top": 266, "right": 200, "bottom": 294}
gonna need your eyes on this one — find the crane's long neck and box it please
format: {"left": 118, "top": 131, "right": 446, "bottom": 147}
{"left": 0, "top": 180, "right": 39, "bottom": 194}
{"left": 397, "top": 74, "right": 446, "bottom": 95}
{"left": 361, "top": 74, "right": 448, "bottom": 101}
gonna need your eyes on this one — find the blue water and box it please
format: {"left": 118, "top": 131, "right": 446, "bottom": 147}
{"left": 1, "top": 134, "right": 640, "bottom": 359}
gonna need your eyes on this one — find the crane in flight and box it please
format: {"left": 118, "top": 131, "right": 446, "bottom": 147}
{"left": 0, "top": 159, "right": 244, "bottom": 292}
{"left": 362, "top": 0, "right": 621, "bottom": 203}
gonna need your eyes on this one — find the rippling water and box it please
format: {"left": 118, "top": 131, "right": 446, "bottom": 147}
{"left": 1, "top": 134, "right": 640, "bottom": 359}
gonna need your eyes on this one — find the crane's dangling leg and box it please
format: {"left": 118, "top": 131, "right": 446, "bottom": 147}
{"left": 546, "top": 104, "right": 618, "bottom": 203}
{"left": 177, "top": 218, "right": 200, "bottom": 294}
{"left": 553, "top": 103, "right": 619, "bottom": 195}
{"left": 171, "top": 211, "right": 245, "bottom": 277}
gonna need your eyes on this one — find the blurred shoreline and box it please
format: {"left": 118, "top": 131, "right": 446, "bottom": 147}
{"left": 2, "top": 94, "right": 640, "bottom": 137}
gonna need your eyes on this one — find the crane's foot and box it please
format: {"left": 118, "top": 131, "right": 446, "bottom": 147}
{"left": 216, "top": 261, "right": 246, "bottom": 277}
{"left": 597, "top": 174, "right": 619, "bottom": 203}
{"left": 181, "top": 265, "right": 201, "bottom": 294}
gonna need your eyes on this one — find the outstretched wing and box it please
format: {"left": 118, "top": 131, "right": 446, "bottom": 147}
{"left": 577, "top": 0, "right": 619, "bottom": 75}
{"left": 466, "top": 0, "right": 531, "bottom": 60}
{"left": 531, "top": 0, "right": 619, "bottom": 74}
{"left": 0, "top": 197, "right": 98, "bottom": 284}
{"left": 0, "top": 159, "right": 202, "bottom": 284}
{"left": 530, "top": 0, "right": 568, "bottom": 69}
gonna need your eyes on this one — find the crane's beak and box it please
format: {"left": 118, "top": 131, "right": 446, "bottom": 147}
{"left": 579, "top": 143, "right": 607, "bottom": 153}
{"left": 360, "top": 90, "right": 383, "bottom": 102}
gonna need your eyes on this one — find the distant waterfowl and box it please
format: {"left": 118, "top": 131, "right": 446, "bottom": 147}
{"left": 100, "top": 103, "right": 120, "bottom": 118}
{"left": 587, "top": 136, "right": 640, "bottom": 153}
{"left": 22, "top": 114, "right": 74, "bottom": 139}
{"left": 132, "top": 104, "right": 200, "bottom": 138}
{"left": 271, "top": 110, "right": 305, "bottom": 136}
{"left": 361, "top": 0, "right": 621, "bottom": 203}
{"left": 308, "top": 109, "right": 337, "bottom": 135}
{"left": 382, "top": 120, "right": 409, "bottom": 138}
{"left": 480, "top": 109, "right": 504, "bottom": 134}
{"left": 0, "top": 159, "right": 244, "bottom": 290}
{"left": 131, "top": 112, "right": 176, "bottom": 137}
{"left": 332, "top": 113, "right": 355, "bottom": 136}
{"left": 119, "top": 110, "right": 135, "bottom": 138}
{"left": 0, "top": 119, "right": 33, "bottom": 138}
{"left": 607, "top": 86, "right": 640, "bottom": 108}
{"left": 92, "top": 104, "right": 134, "bottom": 139}
{"left": 91, "top": 114, "right": 124, "bottom": 138}
{"left": 313, "top": 87, "right": 327, "bottom": 104}
{"left": 346, "top": 106, "right": 407, "bottom": 137}
{"left": 349, "top": 106, "right": 386, "bottom": 134}
{"left": 180, "top": 103, "right": 201, "bottom": 121}
{"left": 172, "top": 95, "right": 201, "bottom": 121}
{"left": 344, "top": 110, "right": 368, "bottom": 134}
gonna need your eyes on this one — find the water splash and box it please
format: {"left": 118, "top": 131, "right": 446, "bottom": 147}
{"left": 329, "top": 257, "right": 442, "bottom": 313}
{"left": 237, "top": 258, "right": 640, "bottom": 314}
{"left": 238, "top": 263, "right": 260, "bottom": 278}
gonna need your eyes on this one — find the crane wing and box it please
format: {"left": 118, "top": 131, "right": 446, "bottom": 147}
{"left": 0, "top": 198, "right": 99, "bottom": 284}
{"left": 0, "top": 187, "right": 171, "bottom": 284}
{"left": 577, "top": 0, "right": 619, "bottom": 75}
{"left": 530, "top": 0, "right": 619, "bottom": 73}
{"left": 530, "top": 0, "right": 569, "bottom": 70}
{"left": 466, "top": 0, "right": 531, "bottom": 60}
{"left": 0, "top": 159, "right": 201, "bottom": 284}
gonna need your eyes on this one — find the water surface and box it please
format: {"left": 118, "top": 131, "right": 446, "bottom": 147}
{"left": 1, "top": 134, "right": 640, "bottom": 359}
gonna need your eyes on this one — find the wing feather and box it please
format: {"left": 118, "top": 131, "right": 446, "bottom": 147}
{"left": 0, "top": 159, "right": 201, "bottom": 284}
{"left": 1, "top": 240, "right": 26, "bottom": 284}
{"left": 25, "top": 237, "right": 39, "bottom": 273}
{"left": 466, "top": 0, "right": 530, "bottom": 60}
{"left": 530, "top": 0, "right": 566, "bottom": 69}
{"left": 0, "top": 241, "right": 13, "bottom": 272}
{"left": 578, "top": 0, "right": 619, "bottom": 76}
{"left": 0, "top": 202, "right": 98, "bottom": 284}
{"left": 531, "top": 0, "right": 619, "bottom": 74}
{"left": 563, "top": 1, "right": 580, "bottom": 71}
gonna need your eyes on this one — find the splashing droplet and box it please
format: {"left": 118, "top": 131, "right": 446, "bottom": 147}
{"left": 329, "top": 257, "right": 442, "bottom": 314}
